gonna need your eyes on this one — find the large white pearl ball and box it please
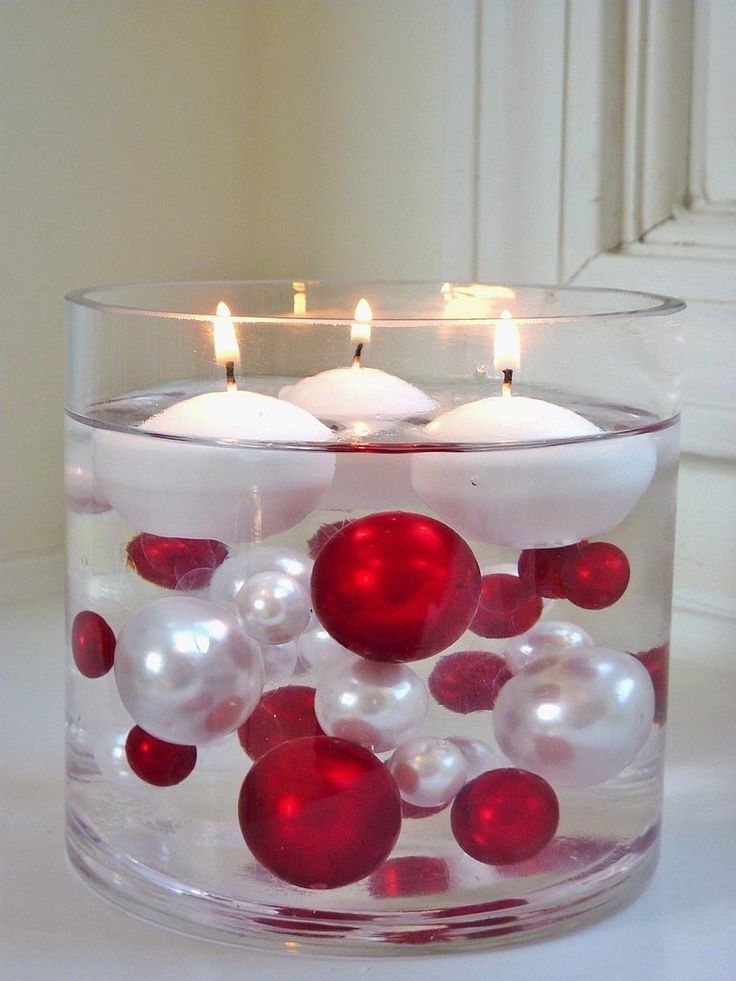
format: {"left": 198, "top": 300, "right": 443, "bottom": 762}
{"left": 298, "top": 626, "right": 355, "bottom": 674}
{"left": 503, "top": 620, "right": 594, "bottom": 674}
{"left": 114, "top": 596, "right": 264, "bottom": 746}
{"left": 209, "top": 547, "right": 313, "bottom": 613}
{"left": 235, "top": 572, "right": 311, "bottom": 645}
{"left": 493, "top": 648, "right": 655, "bottom": 787}
{"left": 389, "top": 737, "right": 468, "bottom": 807}
{"left": 315, "top": 659, "right": 428, "bottom": 753}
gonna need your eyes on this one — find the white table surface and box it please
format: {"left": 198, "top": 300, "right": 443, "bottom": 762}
{"left": 1, "top": 595, "right": 734, "bottom": 981}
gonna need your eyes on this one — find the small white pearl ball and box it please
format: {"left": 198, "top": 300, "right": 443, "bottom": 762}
{"left": 503, "top": 620, "right": 594, "bottom": 674}
{"left": 209, "top": 547, "right": 313, "bottom": 613}
{"left": 114, "top": 596, "right": 264, "bottom": 746}
{"left": 315, "top": 658, "right": 428, "bottom": 753}
{"left": 389, "top": 737, "right": 468, "bottom": 807}
{"left": 260, "top": 641, "right": 299, "bottom": 683}
{"left": 298, "top": 626, "right": 355, "bottom": 674}
{"left": 235, "top": 572, "right": 311, "bottom": 645}
{"left": 493, "top": 648, "right": 655, "bottom": 787}
{"left": 448, "top": 737, "right": 497, "bottom": 781}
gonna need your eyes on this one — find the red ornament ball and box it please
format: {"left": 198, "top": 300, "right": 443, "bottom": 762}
{"left": 470, "top": 574, "right": 543, "bottom": 639}
{"left": 71, "top": 610, "right": 116, "bottom": 678}
{"left": 126, "top": 533, "right": 229, "bottom": 590}
{"left": 560, "top": 541, "right": 630, "bottom": 610}
{"left": 125, "top": 725, "right": 197, "bottom": 786}
{"left": 517, "top": 543, "right": 583, "bottom": 599}
{"left": 451, "top": 768, "right": 559, "bottom": 865}
{"left": 429, "top": 651, "right": 512, "bottom": 713}
{"left": 368, "top": 856, "right": 450, "bottom": 898}
{"left": 238, "top": 736, "right": 402, "bottom": 889}
{"left": 311, "top": 511, "right": 481, "bottom": 662}
{"left": 632, "top": 642, "right": 669, "bottom": 724}
{"left": 237, "top": 686, "right": 324, "bottom": 760}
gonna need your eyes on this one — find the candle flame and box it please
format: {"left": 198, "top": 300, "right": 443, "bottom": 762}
{"left": 351, "top": 298, "right": 373, "bottom": 345}
{"left": 213, "top": 301, "right": 240, "bottom": 365}
{"left": 493, "top": 309, "right": 520, "bottom": 373}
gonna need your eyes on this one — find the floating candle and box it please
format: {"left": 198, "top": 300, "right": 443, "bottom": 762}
{"left": 411, "top": 312, "right": 656, "bottom": 547}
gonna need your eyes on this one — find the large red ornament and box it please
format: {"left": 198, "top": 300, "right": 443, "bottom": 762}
{"left": 125, "top": 725, "right": 197, "bottom": 786}
{"left": 368, "top": 856, "right": 450, "bottom": 898}
{"left": 429, "top": 651, "right": 512, "bottom": 713}
{"left": 71, "top": 610, "right": 116, "bottom": 678}
{"left": 310, "top": 511, "right": 481, "bottom": 662}
{"left": 237, "top": 686, "right": 324, "bottom": 760}
{"left": 239, "top": 736, "right": 402, "bottom": 889}
{"left": 469, "top": 574, "right": 543, "bottom": 639}
{"left": 451, "top": 768, "right": 559, "bottom": 865}
{"left": 560, "top": 541, "right": 630, "bottom": 610}
{"left": 517, "top": 543, "right": 583, "bottom": 599}
{"left": 632, "top": 643, "right": 669, "bottom": 724}
{"left": 126, "top": 533, "right": 229, "bottom": 590}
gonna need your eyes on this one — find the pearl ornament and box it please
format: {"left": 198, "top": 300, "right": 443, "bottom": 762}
{"left": 114, "top": 596, "right": 264, "bottom": 746}
{"left": 315, "top": 658, "right": 428, "bottom": 753}
{"left": 448, "top": 737, "right": 497, "bottom": 781}
{"left": 235, "top": 572, "right": 311, "bottom": 646}
{"left": 298, "top": 627, "right": 355, "bottom": 674}
{"left": 389, "top": 737, "right": 468, "bottom": 808}
{"left": 209, "top": 547, "right": 313, "bottom": 613}
{"left": 493, "top": 648, "right": 655, "bottom": 787}
{"left": 503, "top": 620, "right": 594, "bottom": 674}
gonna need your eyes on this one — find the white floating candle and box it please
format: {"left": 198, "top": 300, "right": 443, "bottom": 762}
{"left": 94, "top": 303, "right": 335, "bottom": 543}
{"left": 411, "top": 312, "right": 656, "bottom": 547}
{"left": 279, "top": 299, "right": 437, "bottom": 427}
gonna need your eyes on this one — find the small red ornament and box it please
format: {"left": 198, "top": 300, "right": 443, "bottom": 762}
{"left": 237, "top": 686, "right": 324, "bottom": 760}
{"left": 451, "top": 768, "right": 559, "bottom": 865}
{"left": 71, "top": 610, "right": 116, "bottom": 678}
{"left": 125, "top": 725, "right": 197, "bottom": 786}
{"left": 429, "top": 651, "right": 512, "bottom": 713}
{"left": 311, "top": 511, "right": 481, "bottom": 662}
{"left": 126, "top": 533, "right": 229, "bottom": 590}
{"left": 307, "top": 519, "right": 353, "bottom": 559}
{"left": 632, "top": 642, "right": 669, "bottom": 724}
{"left": 238, "top": 736, "right": 402, "bottom": 889}
{"left": 560, "top": 541, "right": 630, "bottom": 610}
{"left": 469, "top": 574, "right": 543, "bottom": 639}
{"left": 368, "top": 856, "right": 450, "bottom": 898}
{"left": 517, "top": 543, "right": 583, "bottom": 599}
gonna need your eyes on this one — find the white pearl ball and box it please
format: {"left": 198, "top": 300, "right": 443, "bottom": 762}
{"left": 114, "top": 596, "right": 264, "bottom": 746}
{"left": 389, "top": 737, "right": 467, "bottom": 807}
{"left": 298, "top": 627, "right": 355, "bottom": 674}
{"left": 260, "top": 641, "right": 299, "bottom": 683}
{"left": 235, "top": 572, "right": 311, "bottom": 645}
{"left": 493, "top": 648, "right": 655, "bottom": 787}
{"left": 503, "top": 620, "right": 594, "bottom": 674}
{"left": 448, "top": 737, "right": 497, "bottom": 781}
{"left": 209, "top": 547, "right": 313, "bottom": 613}
{"left": 315, "top": 659, "right": 428, "bottom": 753}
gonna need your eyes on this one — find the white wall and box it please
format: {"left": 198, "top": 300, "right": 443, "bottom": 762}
{"left": 0, "top": 0, "right": 260, "bottom": 561}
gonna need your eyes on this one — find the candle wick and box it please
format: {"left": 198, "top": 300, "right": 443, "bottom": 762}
{"left": 502, "top": 368, "right": 513, "bottom": 397}
{"left": 225, "top": 360, "right": 237, "bottom": 392}
{"left": 352, "top": 342, "right": 364, "bottom": 367}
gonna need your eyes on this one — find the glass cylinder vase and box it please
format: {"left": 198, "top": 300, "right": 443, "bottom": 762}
{"left": 65, "top": 281, "right": 683, "bottom": 951}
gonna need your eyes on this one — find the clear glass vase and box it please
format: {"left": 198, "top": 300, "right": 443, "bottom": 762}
{"left": 65, "top": 281, "right": 683, "bottom": 951}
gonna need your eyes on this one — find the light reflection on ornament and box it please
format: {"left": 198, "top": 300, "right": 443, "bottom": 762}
{"left": 235, "top": 572, "right": 311, "bottom": 646}
{"left": 209, "top": 547, "right": 313, "bottom": 613}
{"left": 503, "top": 620, "right": 594, "bottom": 674}
{"left": 389, "top": 737, "right": 467, "bottom": 808}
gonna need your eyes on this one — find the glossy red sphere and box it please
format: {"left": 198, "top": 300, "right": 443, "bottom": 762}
{"left": 238, "top": 736, "right": 402, "bottom": 888}
{"left": 368, "top": 856, "right": 450, "bottom": 898}
{"left": 469, "top": 574, "right": 543, "bottom": 639}
{"left": 71, "top": 610, "right": 116, "bottom": 678}
{"left": 125, "top": 725, "right": 197, "bottom": 786}
{"left": 632, "top": 642, "right": 669, "bottom": 724}
{"left": 428, "top": 651, "right": 512, "bottom": 713}
{"left": 237, "top": 686, "right": 324, "bottom": 760}
{"left": 517, "top": 543, "right": 583, "bottom": 599}
{"left": 560, "top": 541, "right": 630, "bottom": 610}
{"left": 451, "top": 768, "right": 559, "bottom": 865}
{"left": 310, "top": 511, "right": 481, "bottom": 662}
{"left": 126, "top": 533, "right": 229, "bottom": 590}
